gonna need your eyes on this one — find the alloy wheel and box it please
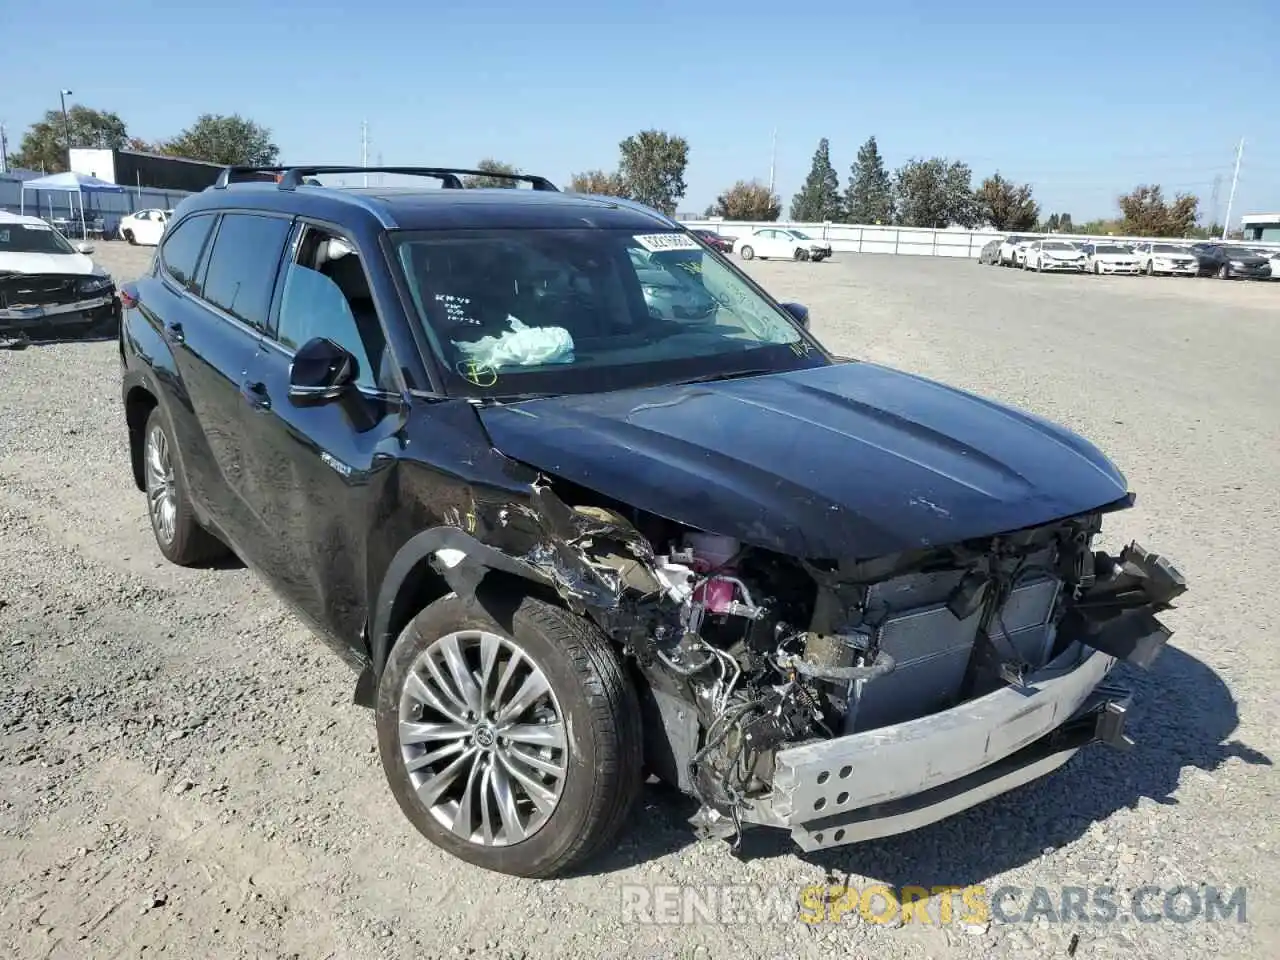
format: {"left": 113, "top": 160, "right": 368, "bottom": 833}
{"left": 145, "top": 425, "right": 177, "bottom": 546}
{"left": 398, "top": 630, "right": 568, "bottom": 847}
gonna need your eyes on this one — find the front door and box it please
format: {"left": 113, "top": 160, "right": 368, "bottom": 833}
{"left": 235, "top": 222, "right": 408, "bottom": 653}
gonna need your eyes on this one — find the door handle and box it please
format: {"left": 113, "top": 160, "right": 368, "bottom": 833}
{"left": 165, "top": 322, "right": 185, "bottom": 344}
{"left": 242, "top": 381, "right": 272, "bottom": 411}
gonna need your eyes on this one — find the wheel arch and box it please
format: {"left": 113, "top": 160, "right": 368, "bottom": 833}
{"left": 361, "top": 527, "right": 561, "bottom": 706}
{"left": 125, "top": 384, "right": 159, "bottom": 491}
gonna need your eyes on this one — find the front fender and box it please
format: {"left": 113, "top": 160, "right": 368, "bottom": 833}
{"left": 368, "top": 526, "right": 556, "bottom": 679}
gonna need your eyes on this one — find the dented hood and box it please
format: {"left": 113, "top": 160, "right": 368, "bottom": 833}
{"left": 478, "top": 362, "right": 1130, "bottom": 559}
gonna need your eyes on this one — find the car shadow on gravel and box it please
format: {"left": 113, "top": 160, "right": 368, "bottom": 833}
{"left": 585, "top": 644, "right": 1271, "bottom": 881}
{"left": 732, "top": 644, "right": 1271, "bottom": 888}
{"left": 1, "top": 332, "right": 119, "bottom": 349}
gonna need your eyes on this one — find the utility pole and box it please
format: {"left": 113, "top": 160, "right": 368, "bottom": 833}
{"left": 768, "top": 127, "right": 777, "bottom": 195}
{"left": 0, "top": 122, "right": 9, "bottom": 174}
{"left": 59, "top": 89, "right": 74, "bottom": 169}
{"left": 361, "top": 120, "right": 369, "bottom": 187}
{"left": 1207, "top": 173, "right": 1222, "bottom": 233}
{"left": 1222, "top": 137, "right": 1244, "bottom": 240}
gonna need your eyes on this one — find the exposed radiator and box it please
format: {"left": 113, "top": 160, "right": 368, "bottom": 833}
{"left": 844, "top": 554, "right": 1063, "bottom": 733}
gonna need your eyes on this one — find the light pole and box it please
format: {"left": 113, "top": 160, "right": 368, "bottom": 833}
{"left": 59, "top": 89, "right": 73, "bottom": 169}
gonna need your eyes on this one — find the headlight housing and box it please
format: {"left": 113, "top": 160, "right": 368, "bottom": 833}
{"left": 77, "top": 275, "right": 115, "bottom": 296}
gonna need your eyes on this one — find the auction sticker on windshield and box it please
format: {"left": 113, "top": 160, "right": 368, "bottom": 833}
{"left": 634, "top": 233, "right": 702, "bottom": 253}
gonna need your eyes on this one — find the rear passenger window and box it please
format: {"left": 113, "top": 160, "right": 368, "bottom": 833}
{"left": 200, "top": 214, "right": 292, "bottom": 330}
{"left": 159, "top": 214, "right": 215, "bottom": 291}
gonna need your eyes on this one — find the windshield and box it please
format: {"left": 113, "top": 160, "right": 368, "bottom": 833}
{"left": 1094, "top": 244, "right": 1130, "bottom": 253}
{"left": 394, "top": 227, "right": 827, "bottom": 398}
{"left": 1152, "top": 244, "right": 1185, "bottom": 253}
{"left": 1221, "top": 246, "right": 1259, "bottom": 258}
{"left": 788, "top": 230, "right": 812, "bottom": 240}
{"left": 1043, "top": 241, "right": 1074, "bottom": 250}
{"left": 0, "top": 221, "right": 76, "bottom": 255}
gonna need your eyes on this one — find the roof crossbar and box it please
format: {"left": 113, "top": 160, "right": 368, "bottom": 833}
{"left": 212, "top": 165, "right": 559, "bottom": 192}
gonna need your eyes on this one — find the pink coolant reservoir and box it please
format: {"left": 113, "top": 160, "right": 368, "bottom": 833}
{"left": 684, "top": 532, "right": 741, "bottom": 614}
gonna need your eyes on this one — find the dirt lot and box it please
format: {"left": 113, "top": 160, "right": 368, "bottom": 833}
{"left": 2, "top": 242, "right": 1277, "bottom": 959}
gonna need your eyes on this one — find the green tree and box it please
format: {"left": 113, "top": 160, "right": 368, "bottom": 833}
{"left": 1058, "top": 212, "right": 1074, "bottom": 233}
{"left": 567, "top": 168, "right": 630, "bottom": 197}
{"left": 789, "top": 138, "right": 841, "bottom": 222}
{"left": 1042, "top": 213, "right": 1062, "bottom": 232}
{"left": 617, "top": 129, "right": 689, "bottom": 215}
{"left": 461, "top": 158, "right": 522, "bottom": 188}
{"left": 711, "top": 179, "right": 781, "bottom": 221}
{"left": 844, "top": 135, "right": 894, "bottom": 224}
{"left": 975, "top": 173, "right": 1039, "bottom": 231}
{"left": 163, "top": 113, "right": 279, "bottom": 166}
{"left": 1117, "top": 185, "right": 1199, "bottom": 237}
{"left": 894, "top": 158, "right": 977, "bottom": 228}
{"left": 8, "top": 104, "right": 129, "bottom": 173}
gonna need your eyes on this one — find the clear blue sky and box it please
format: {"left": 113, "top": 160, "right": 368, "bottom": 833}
{"left": 4, "top": 0, "right": 1278, "bottom": 222}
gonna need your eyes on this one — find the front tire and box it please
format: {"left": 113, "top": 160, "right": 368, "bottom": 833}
{"left": 1217, "top": 264, "right": 1231, "bottom": 280}
{"left": 376, "top": 592, "right": 643, "bottom": 879}
{"left": 739, "top": 245, "right": 754, "bottom": 260}
{"left": 124, "top": 229, "right": 136, "bottom": 245}
{"left": 142, "top": 407, "right": 227, "bottom": 566}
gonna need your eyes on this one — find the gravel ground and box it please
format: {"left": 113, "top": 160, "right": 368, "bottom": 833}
{"left": 2, "top": 242, "right": 1276, "bottom": 959}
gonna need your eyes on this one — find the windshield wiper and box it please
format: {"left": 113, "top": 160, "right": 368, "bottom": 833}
{"left": 675, "top": 368, "right": 778, "bottom": 386}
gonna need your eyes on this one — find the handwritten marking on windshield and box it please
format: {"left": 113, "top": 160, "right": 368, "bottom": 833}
{"left": 456, "top": 360, "right": 498, "bottom": 387}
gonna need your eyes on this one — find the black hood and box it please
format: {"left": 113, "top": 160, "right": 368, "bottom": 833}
{"left": 478, "top": 363, "right": 1130, "bottom": 560}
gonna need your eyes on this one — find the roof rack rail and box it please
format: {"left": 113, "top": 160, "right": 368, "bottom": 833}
{"left": 213, "top": 164, "right": 559, "bottom": 192}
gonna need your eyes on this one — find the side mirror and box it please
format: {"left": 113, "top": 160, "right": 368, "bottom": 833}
{"left": 76, "top": 241, "right": 96, "bottom": 254}
{"left": 781, "top": 301, "right": 810, "bottom": 329}
{"left": 289, "top": 337, "right": 357, "bottom": 405}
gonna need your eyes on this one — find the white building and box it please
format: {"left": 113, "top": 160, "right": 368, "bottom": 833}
{"left": 1241, "top": 213, "right": 1280, "bottom": 242}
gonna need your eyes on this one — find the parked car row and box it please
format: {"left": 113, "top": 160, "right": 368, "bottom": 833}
{"left": 980, "top": 235, "right": 1276, "bottom": 281}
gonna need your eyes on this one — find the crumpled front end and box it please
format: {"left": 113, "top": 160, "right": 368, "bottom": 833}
{"left": 436, "top": 470, "right": 1187, "bottom": 852}
{"left": 0, "top": 272, "right": 120, "bottom": 345}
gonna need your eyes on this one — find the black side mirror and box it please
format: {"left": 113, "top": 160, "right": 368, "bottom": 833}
{"left": 781, "top": 301, "right": 810, "bottom": 329}
{"left": 289, "top": 337, "right": 356, "bottom": 405}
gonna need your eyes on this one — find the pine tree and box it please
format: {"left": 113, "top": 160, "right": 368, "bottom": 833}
{"left": 844, "top": 136, "right": 894, "bottom": 224}
{"left": 789, "top": 138, "right": 841, "bottom": 222}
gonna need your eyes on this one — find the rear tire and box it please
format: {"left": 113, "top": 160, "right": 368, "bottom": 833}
{"left": 739, "top": 245, "right": 754, "bottom": 260}
{"left": 142, "top": 407, "right": 228, "bottom": 566}
{"left": 376, "top": 592, "right": 643, "bottom": 879}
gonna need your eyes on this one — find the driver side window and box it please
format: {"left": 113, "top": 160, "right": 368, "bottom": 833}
{"left": 274, "top": 226, "right": 394, "bottom": 392}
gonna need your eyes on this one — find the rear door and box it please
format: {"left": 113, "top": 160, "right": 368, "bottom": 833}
{"left": 139, "top": 210, "right": 245, "bottom": 529}
{"left": 235, "top": 220, "right": 408, "bottom": 648}
{"left": 189, "top": 210, "right": 297, "bottom": 558}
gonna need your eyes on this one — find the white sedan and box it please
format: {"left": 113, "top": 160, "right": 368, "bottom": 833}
{"left": 1023, "top": 239, "right": 1088, "bottom": 272}
{"left": 117, "top": 208, "right": 174, "bottom": 246}
{"left": 1082, "top": 242, "right": 1141, "bottom": 275}
{"left": 737, "top": 228, "right": 832, "bottom": 262}
{"left": 997, "top": 234, "right": 1036, "bottom": 266}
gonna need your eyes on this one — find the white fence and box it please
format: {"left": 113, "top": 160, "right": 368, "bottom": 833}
{"left": 675, "top": 219, "right": 1280, "bottom": 260}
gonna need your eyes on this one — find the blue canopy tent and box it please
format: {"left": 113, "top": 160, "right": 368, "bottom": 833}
{"left": 20, "top": 171, "right": 126, "bottom": 239}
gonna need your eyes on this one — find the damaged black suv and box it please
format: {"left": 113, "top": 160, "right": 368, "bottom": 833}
{"left": 119, "top": 165, "right": 1187, "bottom": 879}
